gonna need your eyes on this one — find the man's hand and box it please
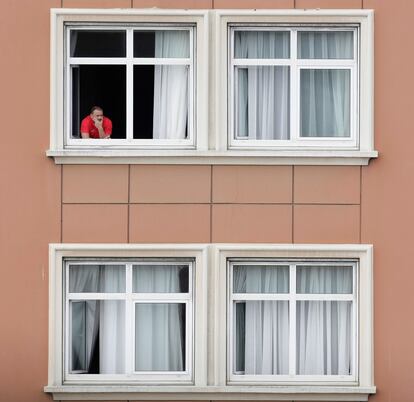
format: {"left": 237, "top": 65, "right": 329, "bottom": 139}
{"left": 93, "top": 118, "right": 103, "bottom": 129}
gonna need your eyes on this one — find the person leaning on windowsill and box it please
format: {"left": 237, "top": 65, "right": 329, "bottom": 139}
{"left": 80, "top": 106, "right": 112, "bottom": 139}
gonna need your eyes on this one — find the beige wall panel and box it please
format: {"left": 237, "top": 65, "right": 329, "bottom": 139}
{"left": 0, "top": 0, "right": 61, "bottom": 401}
{"left": 212, "top": 204, "right": 292, "bottom": 242}
{"left": 63, "top": 205, "right": 128, "bottom": 242}
{"left": 130, "top": 204, "right": 210, "bottom": 242}
{"left": 212, "top": 166, "right": 292, "bottom": 204}
{"left": 63, "top": 0, "right": 132, "bottom": 7}
{"left": 294, "top": 205, "right": 359, "bottom": 243}
{"left": 294, "top": 166, "right": 360, "bottom": 204}
{"left": 130, "top": 165, "right": 211, "bottom": 203}
{"left": 133, "top": 0, "right": 212, "bottom": 8}
{"left": 361, "top": 2, "right": 414, "bottom": 401}
{"left": 214, "top": 0, "right": 293, "bottom": 8}
{"left": 63, "top": 165, "right": 129, "bottom": 204}
{"left": 295, "top": 0, "right": 362, "bottom": 8}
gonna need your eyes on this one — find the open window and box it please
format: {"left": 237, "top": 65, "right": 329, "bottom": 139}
{"left": 67, "top": 26, "right": 195, "bottom": 147}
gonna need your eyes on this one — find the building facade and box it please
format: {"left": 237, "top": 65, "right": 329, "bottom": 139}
{"left": 0, "top": 0, "right": 412, "bottom": 401}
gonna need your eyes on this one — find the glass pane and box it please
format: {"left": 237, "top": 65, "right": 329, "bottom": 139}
{"left": 236, "top": 66, "right": 290, "bottom": 140}
{"left": 70, "top": 300, "right": 125, "bottom": 374}
{"left": 234, "top": 31, "right": 290, "bottom": 59}
{"left": 133, "top": 65, "right": 188, "bottom": 140}
{"left": 69, "top": 265, "right": 126, "bottom": 293}
{"left": 233, "top": 265, "right": 289, "bottom": 293}
{"left": 298, "top": 31, "right": 353, "bottom": 59}
{"left": 296, "top": 266, "right": 353, "bottom": 294}
{"left": 135, "top": 303, "right": 186, "bottom": 371}
{"left": 234, "top": 301, "right": 289, "bottom": 375}
{"left": 296, "top": 301, "right": 352, "bottom": 375}
{"left": 70, "top": 30, "right": 126, "bottom": 57}
{"left": 133, "top": 265, "right": 189, "bottom": 293}
{"left": 134, "top": 30, "right": 190, "bottom": 58}
{"left": 71, "top": 65, "right": 126, "bottom": 139}
{"left": 300, "top": 69, "right": 350, "bottom": 137}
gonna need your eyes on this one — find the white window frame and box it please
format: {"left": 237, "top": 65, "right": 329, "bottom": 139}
{"left": 65, "top": 24, "right": 196, "bottom": 149}
{"left": 48, "top": 9, "right": 376, "bottom": 165}
{"left": 46, "top": 243, "right": 374, "bottom": 401}
{"left": 227, "top": 259, "right": 358, "bottom": 383}
{"left": 228, "top": 25, "right": 359, "bottom": 150}
{"left": 65, "top": 259, "right": 193, "bottom": 383}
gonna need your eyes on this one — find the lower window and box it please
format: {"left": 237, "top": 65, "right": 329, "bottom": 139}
{"left": 228, "top": 260, "right": 357, "bottom": 382}
{"left": 66, "top": 259, "right": 193, "bottom": 382}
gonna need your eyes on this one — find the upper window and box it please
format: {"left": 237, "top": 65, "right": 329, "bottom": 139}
{"left": 49, "top": 9, "right": 375, "bottom": 165}
{"left": 67, "top": 26, "right": 195, "bottom": 148}
{"left": 229, "top": 27, "right": 358, "bottom": 148}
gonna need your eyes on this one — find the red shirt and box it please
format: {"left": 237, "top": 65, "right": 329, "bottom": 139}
{"left": 80, "top": 115, "right": 112, "bottom": 139}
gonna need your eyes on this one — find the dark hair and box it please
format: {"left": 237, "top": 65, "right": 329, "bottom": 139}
{"left": 90, "top": 106, "right": 103, "bottom": 114}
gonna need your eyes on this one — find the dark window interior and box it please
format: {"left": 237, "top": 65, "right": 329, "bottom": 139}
{"left": 70, "top": 30, "right": 126, "bottom": 57}
{"left": 133, "top": 65, "right": 154, "bottom": 139}
{"left": 71, "top": 65, "right": 126, "bottom": 139}
{"left": 134, "top": 31, "right": 156, "bottom": 58}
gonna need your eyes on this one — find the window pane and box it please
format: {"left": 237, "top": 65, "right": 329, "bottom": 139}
{"left": 236, "top": 66, "right": 290, "bottom": 140}
{"left": 70, "top": 300, "right": 125, "bottom": 374}
{"left": 133, "top": 65, "right": 188, "bottom": 140}
{"left": 234, "top": 301, "right": 289, "bottom": 374}
{"left": 135, "top": 303, "right": 186, "bottom": 371}
{"left": 296, "top": 266, "right": 353, "bottom": 294}
{"left": 133, "top": 265, "right": 189, "bottom": 293}
{"left": 300, "top": 69, "right": 350, "bottom": 137}
{"left": 233, "top": 265, "right": 289, "bottom": 293}
{"left": 234, "top": 31, "right": 290, "bottom": 59}
{"left": 69, "top": 265, "right": 126, "bottom": 293}
{"left": 71, "top": 65, "right": 126, "bottom": 139}
{"left": 296, "top": 301, "right": 352, "bottom": 375}
{"left": 298, "top": 31, "right": 353, "bottom": 59}
{"left": 70, "top": 30, "right": 126, "bottom": 57}
{"left": 134, "top": 30, "right": 190, "bottom": 58}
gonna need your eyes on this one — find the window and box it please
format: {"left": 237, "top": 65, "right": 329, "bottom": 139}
{"left": 46, "top": 244, "right": 374, "bottom": 401}
{"left": 49, "top": 9, "right": 375, "bottom": 165}
{"left": 67, "top": 26, "right": 195, "bottom": 147}
{"left": 228, "top": 260, "right": 357, "bottom": 382}
{"left": 66, "top": 260, "right": 193, "bottom": 382}
{"left": 229, "top": 27, "right": 358, "bottom": 149}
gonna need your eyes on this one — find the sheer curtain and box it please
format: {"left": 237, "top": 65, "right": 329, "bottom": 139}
{"left": 236, "top": 31, "right": 290, "bottom": 140}
{"left": 70, "top": 265, "right": 125, "bottom": 374}
{"left": 296, "top": 266, "right": 353, "bottom": 375}
{"left": 299, "top": 32, "right": 353, "bottom": 137}
{"left": 153, "top": 31, "right": 189, "bottom": 139}
{"left": 234, "top": 266, "right": 289, "bottom": 374}
{"left": 134, "top": 265, "right": 186, "bottom": 371}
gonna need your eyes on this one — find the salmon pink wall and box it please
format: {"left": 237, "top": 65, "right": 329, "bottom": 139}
{"left": 1, "top": 0, "right": 413, "bottom": 401}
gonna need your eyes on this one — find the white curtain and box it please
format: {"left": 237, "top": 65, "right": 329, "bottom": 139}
{"left": 153, "top": 31, "right": 189, "bottom": 139}
{"left": 236, "top": 32, "right": 290, "bottom": 140}
{"left": 234, "top": 266, "right": 289, "bottom": 374}
{"left": 296, "top": 266, "right": 352, "bottom": 375}
{"left": 134, "top": 265, "right": 185, "bottom": 371}
{"left": 70, "top": 265, "right": 125, "bottom": 374}
{"left": 299, "top": 32, "right": 352, "bottom": 137}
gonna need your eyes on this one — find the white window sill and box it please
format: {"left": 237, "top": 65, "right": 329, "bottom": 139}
{"left": 44, "top": 385, "right": 376, "bottom": 401}
{"left": 46, "top": 149, "right": 378, "bottom": 165}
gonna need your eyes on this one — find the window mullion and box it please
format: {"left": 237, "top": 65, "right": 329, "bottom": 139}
{"left": 288, "top": 264, "right": 296, "bottom": 376}
{"left": 290, "top": 29, "right": 299, "bottom": 144}
{"left": 126, "top": 28, "right": 134, "bottom": 142}
{"left": 125, "top": 263, "right": 133, "bottom": 375}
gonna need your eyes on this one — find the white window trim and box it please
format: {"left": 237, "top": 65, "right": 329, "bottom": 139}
{"left": 48, "top": 8, "right": 377, "bottom": 166}
{"left": 45, "top": 243, "right": 375, "bottom": 401}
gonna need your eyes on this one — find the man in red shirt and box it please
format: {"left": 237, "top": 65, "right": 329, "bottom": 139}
{"left": 80, "top": 106, "right": 112, "bottom": 139}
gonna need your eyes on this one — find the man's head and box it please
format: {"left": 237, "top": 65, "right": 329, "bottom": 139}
{"left": 90, "top": 106, "right": 104, "bottom": 122}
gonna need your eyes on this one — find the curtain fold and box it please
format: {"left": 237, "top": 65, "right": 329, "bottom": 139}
{"left": 153, "top": 31, "right": 189, "bottom": 139}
